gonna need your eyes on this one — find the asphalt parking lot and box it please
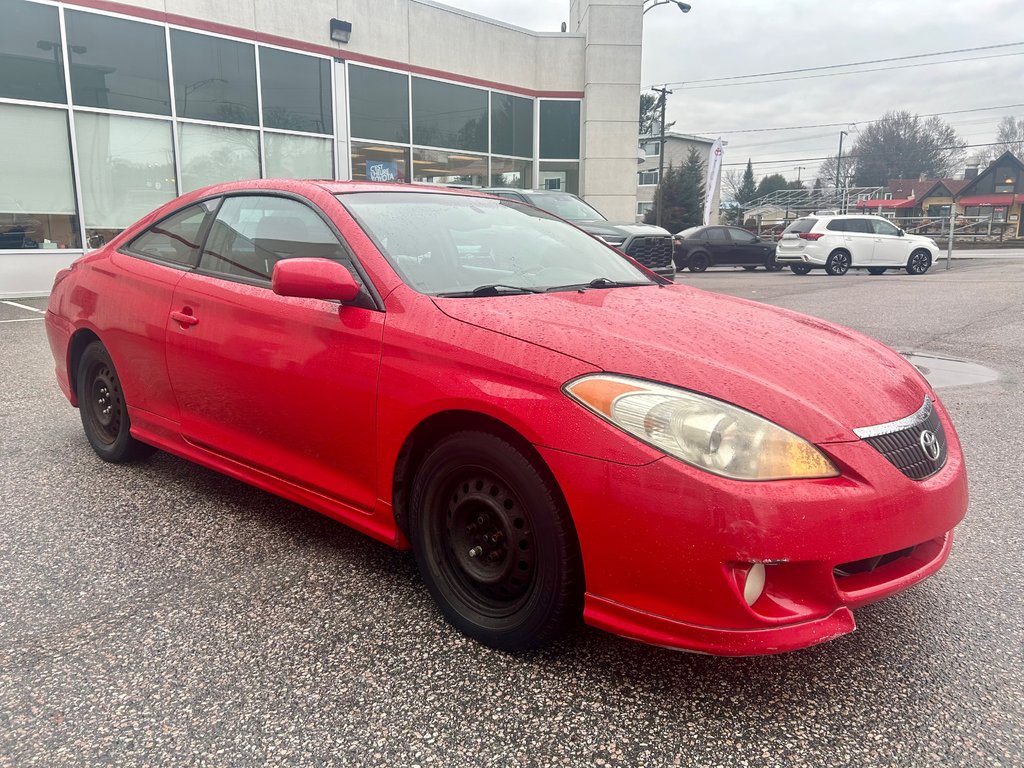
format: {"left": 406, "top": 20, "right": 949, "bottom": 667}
{"left": 1, "top": 260, "right": 1022, "bottom": 767}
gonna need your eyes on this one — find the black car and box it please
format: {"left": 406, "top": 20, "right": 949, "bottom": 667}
{"left": 480, "top": 188, "right": 676, "bottom": 278}
{"left": 674, "top": 225, "right": 781, "bottom": 272}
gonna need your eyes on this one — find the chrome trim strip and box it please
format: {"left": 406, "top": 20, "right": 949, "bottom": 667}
{"left": 853, "top": 396, "right": 933, "bottom": 439}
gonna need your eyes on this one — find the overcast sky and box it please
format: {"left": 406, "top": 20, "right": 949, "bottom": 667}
{"left": 440, "top": 0, "right": 1024, "bottom": 183}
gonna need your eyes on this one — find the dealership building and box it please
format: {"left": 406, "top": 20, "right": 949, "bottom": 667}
{"left": 0, "top": 0, "right": 652, "bottom": 296}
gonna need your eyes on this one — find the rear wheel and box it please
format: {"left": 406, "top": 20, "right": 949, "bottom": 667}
{"left": 867, "top": 267, "right": 887, "bottom": 275}
{"left": 825, "top": 250, "right": 851, "bottom": 276}
{"left": 409, "top": 431, "right": 582, "bottom": 652}
{"left": 688, "top": 252, "right": 710, "bottom": 272}
{"left": 765, "top": 255, "right": 784, "bottom": 272}
{"left": 790, "top": 264, "right": 812, "bottom": 275}
{"left": 906, "top": 249, "right": 932, "bottom": 275}
{"left": 77, "top": 341, "right": 155, "bottom": 462}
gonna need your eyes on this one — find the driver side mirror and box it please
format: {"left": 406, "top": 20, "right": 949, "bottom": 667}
{"left": 896, "top": 229, "right": 905, "bottom": 237}
{"left": 272, "top": 258, "right": 360, "bottom": 302}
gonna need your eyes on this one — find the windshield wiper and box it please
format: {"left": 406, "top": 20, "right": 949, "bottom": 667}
{"left": 546, "top": 277, "right": 655, "bottom": 292}
{"left": 437, "top": 284, "right": 545, "bottom": 298}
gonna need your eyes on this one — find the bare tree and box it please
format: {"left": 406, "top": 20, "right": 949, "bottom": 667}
{"left": 814, "top": 154, "right": 856, "bottom": 189}
{"left": 974, "top": 116, "right": 1024, "bottom": 166}
{"left": 850, "top": 111, "right": 966, "bottom": 186}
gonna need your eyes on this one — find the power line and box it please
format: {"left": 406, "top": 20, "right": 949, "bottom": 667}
{"left": 647, "top": 41, "right": 1024, "bottom": 89}
{"left": 669, "top": 50, "right": 1024, "bottom": 90}
{"left": 694, "top": 102, "right": 1024, "bottom": 135}
{"left": 720, "top": 140, "right": 1006, "bottom": 168}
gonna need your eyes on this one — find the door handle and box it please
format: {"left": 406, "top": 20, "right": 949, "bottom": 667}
{"left": 170, "top": 309, "right": 199, "bottom": 327}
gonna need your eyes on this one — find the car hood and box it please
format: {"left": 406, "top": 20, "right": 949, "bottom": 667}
{"left": 433, "top": 285, "right": 928, "bottom": 443}
{"left": 575, "top": 220, "right": 672, "bottom": 237}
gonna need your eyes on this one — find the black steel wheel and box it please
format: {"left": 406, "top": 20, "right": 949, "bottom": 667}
{"left": 867, "top": 267, "right": 887, "bottom": 275}
{"left": 825, "top": 250, "right": 851, "bottom": 276}
{"left": 77, "top": 341, "right": 155, "bottom": 462}
{"left": 790, "top": 264, "right": 812, "bottom": 275}
{"left": 688, "top": 252, "right": 710, "bottom": 272}
{"left": 409, "top": 431, "right": 582, "bottom": 651}
{"left": 906, "top": 249, "right": 932, "bottom": 275}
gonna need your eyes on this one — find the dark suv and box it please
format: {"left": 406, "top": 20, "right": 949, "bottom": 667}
{"left": 480, "top": 188, "right": 676, "bottom": 278}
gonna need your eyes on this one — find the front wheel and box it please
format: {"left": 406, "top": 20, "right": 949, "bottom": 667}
{"left": 409, "top": 432, "right": 582, "bottom": 652}
{"left": 906, "top": 250, "right": 932, "bottom": 275}
{"left": 76, "top": 341, "right": 155, "bottom": 462}
{"left": 790, "top": 264, "right": 812, "bottom": 275}
{"left": 825, "top": 250, "right": 851, "bottom": 276}
{"left": 741, "top": 265, "right": 758, "bottom": 271}
{"left": 688, "top": 252, "right": 710, "bottom": 272}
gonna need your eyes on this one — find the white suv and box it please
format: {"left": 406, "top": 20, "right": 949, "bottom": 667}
{"left": 775, "top": 214, "right": 940, "bottom": 276}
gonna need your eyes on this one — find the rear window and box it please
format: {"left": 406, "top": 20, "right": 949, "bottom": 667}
{"left": 783, "top": 218, "right": 817, "bottom": 234}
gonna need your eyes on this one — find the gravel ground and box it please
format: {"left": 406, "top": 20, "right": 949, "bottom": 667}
{"left": 1, "top": 260, "right": 1021, "bottom": 767}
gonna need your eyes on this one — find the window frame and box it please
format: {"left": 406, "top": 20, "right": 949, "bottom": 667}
{"left": 121, "top": 197, "right": 221, "bottom": 270}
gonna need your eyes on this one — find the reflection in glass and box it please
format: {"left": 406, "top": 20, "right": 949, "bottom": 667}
{"left": 0, "top": 104, "right": 79, "bottom": 249}
{"left": 179, "top": 123, "right": 260, "bottom": 193}
{"left": 491, "top": 93, "right": 533, "bottom": 158}
{"left": 265, "top": 133, "right": 333, "bottom": 179}
{"left": 260, "top": 48, "right": 332, "bottom": 134}
{"left": 412, "top": 77, "right": 487, "bottom": 152}
{"left": 348, "top": 65, "right": 409, "bottom": 143}
{"left": 171, "top": 29, "right": 258, "bottom": 125}
{"left": 66, "top": 10, "right": 171, "bottom": 115}
{"left": 490, "top": 157, "right": 532, "bottom": 189}
{"left": 412, "top": 148, "right": 487, "bottom": 186}
{"left": 539, "top": 101, "right": 581, "bottom": 159}
{"left": 0, "top": 0, "right": 66, "bottom": 103}
{"left": 350, "top": 142, "right": 409, "bottom": 183}
{"left": 75, "top": 112, "right": 176, "bottom": 248}
{"left": 539, "top": 161, "right": 580, "bottom": 194}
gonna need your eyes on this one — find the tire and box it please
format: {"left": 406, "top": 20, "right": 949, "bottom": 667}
{"left": 906, "top": 249, "right": 932, "bottom": 275}
{"left": 742, "top": 265, "right": 758, "bottom": 271}
{"left": 76, "top": 341, "right": 156, "bottom": 462}
{"left": 825, "top": 250, "right": 851, "bottom": 276}
{"left": 765, "top": 255, "right": 784, "bottom": 272}
{"left": 867, "top": 267, "right": 887, "bottom": 275}
{"left": 790, "top": 264, "right": 812, "bottom": 275}
{"left": 409, "top": 431, "right": 582, "bottom": 652}
{"left": 688, "top": 252, "right": 710, "bottom": 272}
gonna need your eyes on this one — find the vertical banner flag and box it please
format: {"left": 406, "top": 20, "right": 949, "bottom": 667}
{"left": 703, "top": 138, "right": 724, "bottom": 226}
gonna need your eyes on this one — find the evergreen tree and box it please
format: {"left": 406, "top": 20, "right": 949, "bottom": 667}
{"left": 736, "top": 159, "right": 757, "bottom": 204}
{"left": 644, "top": 148, "right": 705, "bottom": 233}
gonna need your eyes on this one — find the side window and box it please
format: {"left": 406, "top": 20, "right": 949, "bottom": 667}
{"left": 826, "top": 219, "right": 848, "bottom": 232}
{"left": 871, "top": 219, "right": 900, "bottom": 236}
{"left": 849, "top": 219, "right": 873, "bottom": 234}
{"left": 126, "top": 201, "right": 216, "bottom": 266}
{"left": 200, "top": 195, "right": 359, "bottom": 285}
{"left": 707, "top": 228, "right": 728, "bottom": 242}
{"left": 727, "top": 228, "right": 757, "bottom": 244}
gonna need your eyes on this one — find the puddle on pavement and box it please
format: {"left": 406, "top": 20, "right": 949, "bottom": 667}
{"left": 901, "top": 353, "right": 999, "bottom": 388}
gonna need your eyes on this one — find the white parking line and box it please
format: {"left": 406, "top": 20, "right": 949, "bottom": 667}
{"left": 1, "top": 300, "right": 45, "bottom": 313}
{"left": 0, "top": 317, "right": 45, "bottom": 324}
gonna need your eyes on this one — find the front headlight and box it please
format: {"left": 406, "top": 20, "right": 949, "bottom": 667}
{"left": 564, "top": 374, "right": 839, "bottom": 481}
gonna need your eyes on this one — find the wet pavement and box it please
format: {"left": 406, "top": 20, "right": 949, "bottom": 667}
{"left": 1, "top": 260, "right": 1022, "bottom": 766}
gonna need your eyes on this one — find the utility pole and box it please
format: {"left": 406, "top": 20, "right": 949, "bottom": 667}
{"left": 836, "top": 130, "right": 848, "bottom": 213}
{"left": 652, "top": 85, "right": 672, "bottom": 228}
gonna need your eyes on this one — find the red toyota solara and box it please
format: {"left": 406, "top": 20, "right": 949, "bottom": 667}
{"left": 45, "top": 180, "right": 968, "bottom": 655}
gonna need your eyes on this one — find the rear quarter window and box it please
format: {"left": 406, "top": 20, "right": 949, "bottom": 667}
{"left": 826, "top": 220, "right": 848, "bottom": 232}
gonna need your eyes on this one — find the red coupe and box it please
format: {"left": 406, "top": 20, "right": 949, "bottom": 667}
{"left": 45, "top": 180, "right": 968, "bottom": 655}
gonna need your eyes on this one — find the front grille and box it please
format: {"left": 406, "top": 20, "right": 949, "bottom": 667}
{"left": 855, "top": 397, "right": 947, "bottom": 480}
{"left": 834, "top": 545, "right": 916, "bottom": 578}
{"left": 625, "top": 236, "right": 673, "bottom": 270}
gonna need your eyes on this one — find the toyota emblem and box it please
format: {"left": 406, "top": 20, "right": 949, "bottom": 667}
{"left": 919, "top": 430, "right": 941, "bottom": 461}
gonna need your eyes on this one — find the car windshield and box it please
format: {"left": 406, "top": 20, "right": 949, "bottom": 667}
{"left": 521, "top": 192, "right": 607, "bottom": 222}
{"left": 339, "top": 192, "right": 655, "bottom": 296}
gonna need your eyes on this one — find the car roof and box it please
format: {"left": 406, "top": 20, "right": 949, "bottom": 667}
{"left": 181, "top": 178, "right": 494, "bottom": 199}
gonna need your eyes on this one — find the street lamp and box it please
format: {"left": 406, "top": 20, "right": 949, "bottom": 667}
{"left": 644, "top": 0, "right": 691, "bottom": 13}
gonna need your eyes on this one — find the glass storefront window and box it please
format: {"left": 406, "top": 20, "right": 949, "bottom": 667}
{"left": 412, "top": 148, "right": 487, "bottom": 186}
{"left": 538, "top": 161, "right": 580, "bottom": 194}
{"left": 259, "top": 48, "right": 332, "bottom": 134}
{"left": 75, "top": 112, "right": 176, "bottom": 248}
{"left": 66, "top": 10, "right": 171, "bottom": 116}
{"left": 490, "top": 157, "right": 533, "bottom": 189}
{"left": 0, "top": 104, "right": 79, "bottom": 250}
{"left": 171, "top": 29, "right": 258, "bottom": 125}
{"left": 539, "top": 101, "right": 580, "bottom": 159}
{"left": 412, "top": 78, "right": 487, "bottom": 152}
{"left": 0, "top": 0, "right": 66, "bottom": 103}
{"left": 348, "top": 65, "right": 409, "bottom": 144}
{"left": 491, "top": 93, "right": 532, "bottom": 158}
{"left": 179, "top": 123, "right": 260, "bottom": 193}
{"left": 265, "top": 133, "right": 333, "bottom": 179}
{"left": 350, "top": 141, "right": 409, "bottom": 183}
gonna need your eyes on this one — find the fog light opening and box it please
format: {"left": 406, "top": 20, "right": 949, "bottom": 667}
{"left": 742, "top": 563, "right": 766, "bottom": 606}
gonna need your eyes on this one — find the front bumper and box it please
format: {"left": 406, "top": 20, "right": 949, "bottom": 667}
{"left": 537, "top": 403, "right": 968, "bottom": 655}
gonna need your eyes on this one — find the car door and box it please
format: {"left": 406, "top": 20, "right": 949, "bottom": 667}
{"left": 706, "top": 227, "right": 732, "bottom": 264}
{"left": 725, "top": 227, "right": 767, "bottom": 265}
{"left": 164, "top": 193, "right": 384, "bottom": 511}
{"left": 869, "top": 218, "right": 911, "bottom": 265}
